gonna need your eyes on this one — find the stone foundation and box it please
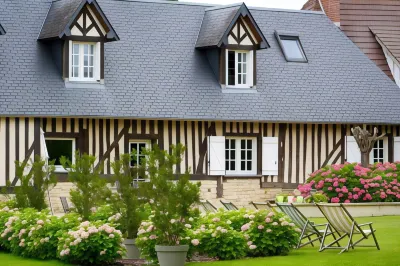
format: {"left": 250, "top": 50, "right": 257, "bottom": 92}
{"left": 1, "top": 179, "right": 286, "bottom": 214}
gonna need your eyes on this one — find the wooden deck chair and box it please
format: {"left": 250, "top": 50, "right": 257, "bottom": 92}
{"left": 60, "top": 197, "right": 70, "bottom": 213}
{"left": 220, "top": 200, "right": 238, "bottom": 210}
{"left": 251, "top": 201, "right": 273, "bottom": 211}
{"left": 199, "top": 200, "right": 217, "bottom": 213}
{"left": 276, "top": 203, "right": 338, "bottom": 249}
{"left": 316, "top": 203, "right": 380, "bottom": 254}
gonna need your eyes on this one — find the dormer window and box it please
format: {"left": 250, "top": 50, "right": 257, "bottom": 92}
{"left": 195, "top": 3, "right": 269, "bottom": 92}
{"left": 275, "top": 32, "right": 308, "bottom": 63}
{"left": 38, "top": 0, "right": 119, "bottom": 86}
{"left": 69, "top": 42, "right": 100, "bottom": 82}
{"left": 226, "top": 50, "right": 253, "bottom": 88}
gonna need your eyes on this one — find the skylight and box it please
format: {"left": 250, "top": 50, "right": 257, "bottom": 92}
{"left": 275, "top": 32, "right": 307, "bottom": 63}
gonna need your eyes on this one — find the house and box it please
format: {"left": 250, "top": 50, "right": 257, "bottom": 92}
{"left": 302, "top": 0, "right": 400, "bottom": 87}
{"left": 1, "top": 0, "right": 400, "bottom": 211}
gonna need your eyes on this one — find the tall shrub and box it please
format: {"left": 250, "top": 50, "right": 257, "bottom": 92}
{"left": 138, "top": 144, "right": 200, "bottom": 246}
{"left": 61, "top": 152, "right": 111, "bottom": 220}
{"left": 109, "top": 153, "right": 146, "bottom": 239}
{"left": 13, "top": 155, "right": 57, "bottom": 210}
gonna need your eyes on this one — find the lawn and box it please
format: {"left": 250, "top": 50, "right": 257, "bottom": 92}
{"left": 0, "top": 253, "right": 68, "bottom": 266}
{"left": 187, "top": 216, "right": 400, "bottom": 266}
{"left": 1, "top": 216, "right": 398, "bottom": 266}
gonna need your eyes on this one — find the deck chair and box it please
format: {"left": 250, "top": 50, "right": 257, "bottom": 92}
{"left": 276, "top": 203, "right": 338, "bottom": 249}
{"left": 316, "top": 203, "right": 380, "bottom": 254}
{"left": 220, "top": 200, "right": 238, "bottom": 210}
{"left": 60, "top": 197, "right": 70, "bottom": 213}
{"left": 251, "top": 201, "right": 273, "bottom": 211}
{"left": 199, "top": 200, "right": 217, "bottom": 213}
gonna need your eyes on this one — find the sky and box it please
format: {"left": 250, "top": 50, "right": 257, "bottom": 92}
{"left": 179, "top": 0, "right": 308, "bottom": 10}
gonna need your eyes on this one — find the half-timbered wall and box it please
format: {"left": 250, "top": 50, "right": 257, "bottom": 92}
{"left": 1, "top": 117, "right": 399, "bottom": 189}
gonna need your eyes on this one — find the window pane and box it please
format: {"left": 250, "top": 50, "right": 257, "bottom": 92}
{"left": 90, "top": 45, "right": 94, "bottom": 55}
{"left": 73, "top": 44, "right": 79, "bottom": 54}
{"left": 243, "top": 74, "right": 246, "bottom": 84}
{"left": 89, "top": 67, "right": 93, "bottom": 78}
{"left": 247, "top": 140, "right": 252, "bottom": 149}
{"left": 230, "top": 161, "right": 235, "bottom": 171}
{"left": 84, "top": 44, "right": 88, "bottom": 54}
{"left": 241, "top": 150, "right": 245, "bottom": 160}
{"left": 231, "top": 150, "right": 235, "bottom": 159}
{"left": 241, "top": 161, "right": 245, "bottom": 171}
{"left": 225, "top": 139, "right": 229, "bottom": 148}
{"left": 228, "top": 51, "right": 235, "bottom": 85}
{"left": 225, "top": 150, "right": 229, "bottom": 159}
{"left": 84, "top": 67, "right": 88, "bottom": 78}
{"left": 231, "top": 139, "right": 235, "bottom": 149}
{"left": 247, "top": 150, "right": 252, "bottom": 160}
{"left": 73, "top": 67, "right": 79, "bottom": 77}
{"left": 73, "top": 55, "right": 79, "bottom": 66}
{"left": 241, "top": 139, "right": 245, "bottom": 149}
{"left": 374, "top": 149, "right": 378, "bottom": 158}
{"left": 238, "top": 53, "right": 242, "bottom": 62}
{"left": 247, "top": 161, "right": 252, "bottom": 170}
{"left": 226, "top": 161, "right": 230, "bottom": 170}
{"left": 281, "top": 38, "right": 305, "bottom": 60}
{"left": 46, "top": 139, "right": 73, "bottom": 166}
{"left": 238, "top": 75, "right": 242, "bottom": 84}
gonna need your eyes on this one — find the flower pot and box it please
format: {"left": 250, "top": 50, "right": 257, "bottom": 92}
{"left": 123, "top": 239, "right": 140, "bottom": 259}
{"left": 155, "top": 245, "right": 189, "bottom": 266}
{"left": 276, "top": 196, "right": 284, "bottom": 203}
{"left": 288, "top": 196, "right": 295, "bottom": 203}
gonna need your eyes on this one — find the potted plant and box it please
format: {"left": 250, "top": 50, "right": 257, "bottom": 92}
{"left": 109, "top": 153, "right": 147, "bottom": 259}
{"left": 276, "top": 192, "right": 288, "bottom": 203}
{"left": 139, "top": 144, "right": 200, "bottom": 266}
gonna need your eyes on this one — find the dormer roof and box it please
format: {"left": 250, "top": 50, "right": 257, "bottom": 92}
{"left": 38, "top": 0, "right": 119, "bottom": 41}
{"left": 0, "top": 24, "right": 5, "bottom": 35}
{"left": 196, "top": 3, "right": 269, "bottom": 49}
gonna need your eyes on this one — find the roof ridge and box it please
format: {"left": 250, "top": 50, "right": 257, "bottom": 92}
{"left": 104, "top": 0, "right": 215, "bottom": 7}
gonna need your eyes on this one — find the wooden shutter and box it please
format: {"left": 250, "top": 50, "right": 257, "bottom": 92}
{"left": 394, "top": 137, "right": 400, "bottom": 162}
{"left": 208, "top": 136, "right": 226, "bottom": 176}
{"left": 262, "top": 137, "right": 278, "bottom": 175}
{"left": 346, "top": 136, "right": 361, "bottom": 163}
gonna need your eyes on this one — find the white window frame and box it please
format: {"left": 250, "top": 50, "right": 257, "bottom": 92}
{"left": 69, "top": 41, "right": 100, "bottom": 82}
{"left": 129, "top": 140, "right": 151, "bottom": 181}
{"left": 225, "top": 137, "right": 257, "bottom": 176}
{"left": 225, "top": 49, "right": 254, "bottom": 88}
{"left": 370, "top": 138, "right": 388, "bottom": 163}
{"left": 45, "top": 138, "right": 76, "bottom": 173}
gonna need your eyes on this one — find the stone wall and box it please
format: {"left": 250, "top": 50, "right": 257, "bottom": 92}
{"left": 2, "top": 179, "right": 284, "bottom": 214}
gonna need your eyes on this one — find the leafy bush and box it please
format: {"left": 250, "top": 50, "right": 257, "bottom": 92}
{"left": 240, "top": 210, "right": 300, "bottom": 257}
{"left": 299, "top": 162, "right": 400, "bottom": 203}
{"left": 57, "top": 221, "right": 125, "bottom": 265}
{"left": 191, "top": 213, "right": 247, "bottom": 260}
{"left": 61, "top": 152, "right": 112, "bottom": 220}
{"left": 0, "top": 206, "right": 20, "bottom": 251}
{"left": 109, "top": 153, "right": 147, "bottom": 239}
{"left": 138, "top": 144, "right": 200, "bottom": 246}
{"left": 13, "top": 155, "right": 57, "bottom": 210}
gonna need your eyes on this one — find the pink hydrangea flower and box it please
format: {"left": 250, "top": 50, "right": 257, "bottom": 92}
{"left": 331, "top": 197, "right": 340, "bottom": 203}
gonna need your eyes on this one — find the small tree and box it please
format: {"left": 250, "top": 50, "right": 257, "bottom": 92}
{"left": 352, "top": 126, "right": 385, "bottom": 167}
{"left": 13, "top": 155, "right": 57, "bottom": 210}
{"left": 139, "top": 144, "right": 200, "bottom": 246}
{"left": 61, "top": 152, "right": 111, "bottom": 221}
{"left": 109, "top": 153, "right": 147, "bottom": 239}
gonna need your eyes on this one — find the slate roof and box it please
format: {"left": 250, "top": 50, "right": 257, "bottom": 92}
{"left": 0, "top": 24, "right": 5, "bottom": 35}
{"left": 38, "top": 0, "right": 82, "bottom": 40}
{"left": 1, "top": 0, "right": 400, "bottom": 124}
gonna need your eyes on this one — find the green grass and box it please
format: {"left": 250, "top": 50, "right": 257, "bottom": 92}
{"left": 0, "top": 216, "right": 398, "bottom": 266}
{"left": 187, "top": 216, "right": 400, "bottom": 266}
{"left": 0, "top": 253, "right": 68, "bottom": 266}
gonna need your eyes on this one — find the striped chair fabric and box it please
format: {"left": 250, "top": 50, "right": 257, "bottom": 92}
{"left": 277, "top": 203, "right": 315, "bottom": 233}
{"left": 220, "top": 200, "right": 238, "bottom": 211}
{"left": 251, "top": 201, "right": 273, "bottom": 211}
{"left": 317, "top": 204, "right": 357, "bottom": 234}
{"left": 199, "top": 200, "right": 217, "bottom": 213}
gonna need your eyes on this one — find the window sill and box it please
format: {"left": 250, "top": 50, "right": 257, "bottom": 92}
{"left": 222, "top": 86, "right": 257, "bottom": 93}
{"left": 65, "top": 80, "right": 105, "bottom": 89}
{"left": 224, "top": 174, "right": 261, "bottom": 178}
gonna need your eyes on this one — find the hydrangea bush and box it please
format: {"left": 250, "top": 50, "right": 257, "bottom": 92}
{"left": 299, "top": 162, "right": 400, "bottom": 203}
{"left": 57, "top": 221, "right": 125, "bottom": 265}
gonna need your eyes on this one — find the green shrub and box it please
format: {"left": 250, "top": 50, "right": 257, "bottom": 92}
{"left": 0, "top": 206, "right": 20, "bottom": 251}
{"left": 242, "top": 210, "right": 300, "bottom": 257}
{"left": 13, "top": 155, "right": 57, "bottom": 210}
{"left": 57, "top": 221, "right": 125, "bottom": 265}
{"left": 61, "top": 152, "right": 112, "bottom": 220}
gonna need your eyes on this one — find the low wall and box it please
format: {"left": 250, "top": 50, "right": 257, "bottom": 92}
{"left": 293, "top": 203, "right": 400, "bottom": 218}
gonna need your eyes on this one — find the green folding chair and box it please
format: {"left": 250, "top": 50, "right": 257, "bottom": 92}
{"left": 251, "top": 201, "right": 273, "bottom": 211}
{"left": 276, "top": 203, "right": 338, "bottom": 249}
{"left": 316, "top": 203, "right": 380, "bottom": 254}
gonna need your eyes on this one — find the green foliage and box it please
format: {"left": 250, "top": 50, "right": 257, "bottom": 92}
{"left": 13, "top": 155, "right": 57, "bottom": 211}
{"left": 191, "top": 213, "right": 247, "bottom": 260}
{"left": 138, "top": 144, "right": 200, "bottom": 246}
{"left": 61, "top": 152, "right": 112, "bottom": 220}
{"left": 109, "top": 153, "right": 147, "bottom": 239}
{"left": 57, "top": 220, "right": 125, "bottom": 265}
{"left": 305, "top": 193, "right": 329, "bottom": 203}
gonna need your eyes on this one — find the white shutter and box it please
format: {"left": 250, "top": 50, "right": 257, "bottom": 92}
{"left": 208, "top": 136, "right": 226, "bottom": 176}
{"left": 394, "top": 137, "right": 400, "bottom": 162}
{"left": 262, "top": 137, "right": 278, "bottom": 175}
{"left": 346, "top": 136, "right": 361, "bottom": 163}
{"left": 95, "top": 42, "right": 101, "bottom": 81}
